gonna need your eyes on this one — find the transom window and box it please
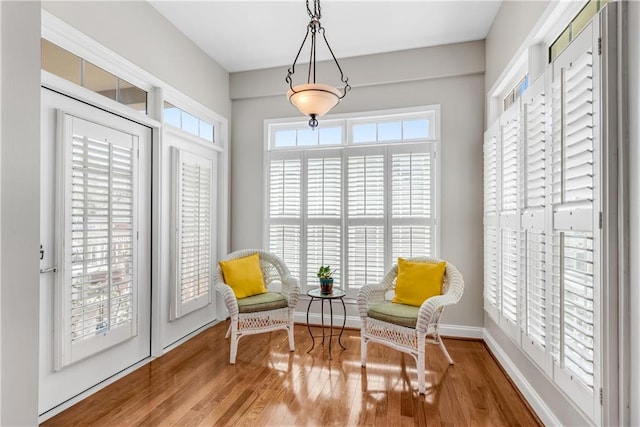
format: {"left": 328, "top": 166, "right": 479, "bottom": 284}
{"left": 265, "top": 107, "right": 440, "bottom": 296}
{"left": 163, "top": 102, "right": 216, "bottom": 143}
{"left": 41, "top": 39, "right": 148, "bottom": 114}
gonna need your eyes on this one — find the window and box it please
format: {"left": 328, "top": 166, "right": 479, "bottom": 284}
{"left": 549, "top": 0, "right": 608, "bottom": 62}
{"left": 41, "top": 39, "right": 148, "bottom": 114}
{"left": 265, "top": 108, "right": 439, "bottom": 296}
{"left": 503, "top": 74, "right": 529, "bottom": 111}
{"left": 171, "top": 148, "right": 214, "bottom": 319}
{"left": 484, "top": 22, "right": 601, "bottom": 422}
{"left": 163, "top": 102, "right": 216, "bottom": 143}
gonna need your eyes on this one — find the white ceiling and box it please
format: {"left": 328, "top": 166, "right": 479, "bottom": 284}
{"left": 149, "top": 0, "right": 503, "bottom": 73}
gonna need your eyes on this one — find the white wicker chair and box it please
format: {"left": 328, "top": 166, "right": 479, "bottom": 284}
{"left": 357, "top": 257, "right": 464, "bottom": 394}
{"left": 215, "top": 249, "right": 300, "bottom": 364}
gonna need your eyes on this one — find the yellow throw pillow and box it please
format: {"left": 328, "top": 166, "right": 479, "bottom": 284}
{"left": 219, "top": 253, "right": 268, "bottom": 299}
{"left": 392, "top": 258, "right": 446, "bottom": 307}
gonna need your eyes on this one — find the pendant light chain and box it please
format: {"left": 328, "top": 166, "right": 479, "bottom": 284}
{"left": 306, "top": 0, "right": 321, "bottom": 20}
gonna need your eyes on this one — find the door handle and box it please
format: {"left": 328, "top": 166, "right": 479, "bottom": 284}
{"left": 40, "top": 267, "right": 58, "bottom": 274}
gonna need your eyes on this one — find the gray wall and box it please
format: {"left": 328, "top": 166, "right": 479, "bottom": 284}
{"left": 230, "top": 42, "right": 486, "bottom": 328}
{"left": 1, "top": 2, "right": 41, "bottom": 425}
{"left": 43, "top": 1, "right": 231, "bottom": 118}
{"left": 628, "top": 1, "right": 639, "bottom": 424}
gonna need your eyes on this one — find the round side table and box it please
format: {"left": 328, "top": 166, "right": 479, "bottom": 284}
{"left": 306, "top": 287, "right": 347, "bottom": 359}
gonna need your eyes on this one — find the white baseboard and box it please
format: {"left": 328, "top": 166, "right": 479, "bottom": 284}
{"left": 483, "top": 329, "right": 561, "bottom": 426}
{"left": 294, "top": 312, "right": 484, "bottom": 339}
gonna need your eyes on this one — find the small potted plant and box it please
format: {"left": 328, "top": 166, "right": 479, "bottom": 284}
{"left": 317, "top": 265, "right": 335, "bottom": 294}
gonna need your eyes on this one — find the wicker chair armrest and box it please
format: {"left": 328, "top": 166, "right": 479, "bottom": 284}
{"left": 281, "top": 274, "right": 301, "bottom": 309}
{"left": 215, "top": 282, "right": 239, "bottom": 318}
{"left": 357, "top": 283, "right": 388, "bottom": 319}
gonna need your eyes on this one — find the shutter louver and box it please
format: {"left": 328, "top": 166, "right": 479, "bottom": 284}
{"left": 70, "top": 133, "right": 135, "bottom": 342}
{"left": 484, "top": 135, "right": 498, "bottom": 215}
{"left": 499, "top": 109, "right": 520, "bottom": 337}
{"left": 172, "top": 149, "right": 213, "bottom": 319}
{"left": 502, "top": 117, "right": 519, "bottom": 213}
{"left": 484, "top": 225, "right": 500, "bottom": 309}
{"left": 307, "top": 225, "right": 341, "bottom": 286}
{"left": 308, "top": 157, "right": 341, "bottom": 218}
{"left": 307, "top": 156, "right": 341, "bottom": 286}
{"left": 520, "top": 76, "right": 547, "bottom": 366}
{"left": 391, "top": 152, "right": 430, "bottom": 218}
{"left": 348, "top": 155, "right": 384, "bottom": 218}
{"left": 484, "top": 124, "right": 500, "bottom": 319}
{"left": 525, "top": 230, "right": 546, "bottom": 350}
{"left": 268, "top": 157, "right": 301, "bottom": 279}
{"left": 501, "top": 229, "right": 518, "bottom": 324}
{"left": 347, "top": 154, "right": 385, "bottom": 289}
{"left": 525, "top": 91, "right": 546, "bottom": 208}
{"left": 391, "top": 151, "right": 432, "bottom": 258}
{"left": 269, "top": 225, "right": 301, "bottom": 279}
{"left": 348, "top": 225, "right": 385, "bottom": 288}
{"left": 552, "top": 231, "right": 595, "bottom": 389}
{"left": 269, "top": 159, "right": 301, "bottom": 218}
{"left": 563, "top": 50, "right": 594, "bottom": 204}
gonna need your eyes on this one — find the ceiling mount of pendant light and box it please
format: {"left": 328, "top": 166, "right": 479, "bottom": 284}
{"left": 286, "top": 0, "right": 351, "bottom": 129}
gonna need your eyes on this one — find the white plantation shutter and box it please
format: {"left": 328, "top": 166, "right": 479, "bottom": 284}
{"left": 171, "top": 149, "right": 213, "bottom": 320}
{"left": 521, "top": 76, "right": 548, "bottom": 367}
{"left": 499, "top": 107, "right": 521, "bottom": 339}
{"left": 267, "top": 156, "right": 302, "bottom": 279}
{"left": 483, "top": 122, "right": 500, "bottom": 319}
{"left": 58, "top": 114, "right": 139, "bottom": 368}
{"left": 549, "top": 23, "right": 600, "bottom": 419}
{"left": 307, "top": 155, "right": 341, "bottom": 286}
{"left": 391, "top": 148, "right": 433, "bottom": 259}
{"left": 347, "top": 152, "right": 385, "bottom": 289}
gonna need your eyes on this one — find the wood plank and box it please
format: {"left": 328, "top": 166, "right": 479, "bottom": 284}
{"left": 42, "top": 322, "right": 543, "bottom": 427}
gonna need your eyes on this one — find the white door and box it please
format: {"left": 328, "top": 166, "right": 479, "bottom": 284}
{"left": 39, "top": 88, "right": 152, "bottom": 415}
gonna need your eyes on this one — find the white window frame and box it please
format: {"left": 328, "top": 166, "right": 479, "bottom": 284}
{"left": 264, "top": 106, "right": 441, "bottom": 297}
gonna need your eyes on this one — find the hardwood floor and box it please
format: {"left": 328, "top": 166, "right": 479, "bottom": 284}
{"left": 42, "top": 322, "right": 542, "bottom": 426}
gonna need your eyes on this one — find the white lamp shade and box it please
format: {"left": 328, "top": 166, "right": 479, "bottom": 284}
{"left": 287, "top": 83, "right": 341, "bottom": 117}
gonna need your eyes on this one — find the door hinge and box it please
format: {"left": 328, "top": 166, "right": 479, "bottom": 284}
{"left": 599, "top": 212, "right": 603, "bottom": 229}
{"left": 600, "top": 387, "right": 603, "bottom": 405}
{"left": 598, "top": 37, "right": 602, "bottom": 55}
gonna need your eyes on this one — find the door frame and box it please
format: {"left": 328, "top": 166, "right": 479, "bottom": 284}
{"left": 39, "top": 10, "right": 229, "bottom": 423}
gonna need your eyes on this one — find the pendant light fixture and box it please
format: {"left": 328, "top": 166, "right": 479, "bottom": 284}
{"left": 286, "top": 0, "right": 350, "bottom": 129}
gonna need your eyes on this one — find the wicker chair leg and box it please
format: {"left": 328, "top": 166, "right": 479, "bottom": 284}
{"left": 230, "top": 324, "right": 239, "bottom": 364}
{"left": 361, "top": 334, "right": 368, "bottom": 367}
{"left": 225, "top": 323, "right": 231, "bottom": 339}
{"left": 287, "top": 323, "right": 295, "bottom": 352}
{"left": 434, "top": 328, "right": 454, "bottom": 364}
{"left": 439, "top": 338, "right": 454, "bottom": 365}
{"left": 417, "top": 335, "right": 426, "bottom": 394}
